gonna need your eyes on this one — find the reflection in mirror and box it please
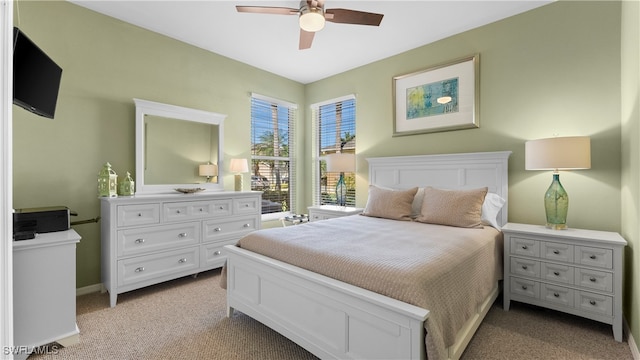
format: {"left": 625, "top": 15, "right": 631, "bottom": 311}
{"left": 135, "top": 99, "right": 226, "bottom": 194}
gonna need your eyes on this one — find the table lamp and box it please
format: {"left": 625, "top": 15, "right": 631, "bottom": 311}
{"left": 229, "top": 158, "right": 249, "bottom": 191}
{"left": 199, "top": 162, "right": 218, "bottom": 183}
{"left": 325, "top": 153, "right": 355, "bottom": 207}
{"left": 525, "top": 136, "right": 591, "bottom": 229}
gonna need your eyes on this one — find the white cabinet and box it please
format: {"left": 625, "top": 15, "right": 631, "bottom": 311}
{"left": 502, "top": 223, "right": 626, "bottom": 341}
{"left": 101, "top": 191, "right": 261, "bottom": 307}
{"left": 13, "top": 230, "right": 81, "bottom": 359}
{"left": 307, "top": 205, "right": 363, "bottom": 221}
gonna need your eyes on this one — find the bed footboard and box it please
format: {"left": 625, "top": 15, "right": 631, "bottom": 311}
{"left": 225, "top": 245, "right": 430, "bottom": 360}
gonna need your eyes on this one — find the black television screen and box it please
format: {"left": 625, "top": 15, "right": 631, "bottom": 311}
{"left": 13, "top": 27, "right": 63, "bottom": 119}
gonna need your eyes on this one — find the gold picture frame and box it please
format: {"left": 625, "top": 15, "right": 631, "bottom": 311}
{"left": 393, "top": 54, "right": 479, "bottom": 136}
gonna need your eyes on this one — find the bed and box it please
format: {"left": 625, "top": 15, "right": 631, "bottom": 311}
{"left": 223, "top": 151, "right": 511, "bottom": 360}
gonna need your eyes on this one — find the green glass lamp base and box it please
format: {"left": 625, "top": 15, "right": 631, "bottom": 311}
{"left": 336, "top": 172, "right": 347, "bottom": 207}
{"left": 544, "top": 173, "right": 569, "bottom": 230}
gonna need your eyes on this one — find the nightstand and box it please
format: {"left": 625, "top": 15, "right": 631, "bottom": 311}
{"left": 502, "top": 223, "right": 627, "bottom": 341}
{"left": 307, "top": 205, "right": 363, "bottom": 221}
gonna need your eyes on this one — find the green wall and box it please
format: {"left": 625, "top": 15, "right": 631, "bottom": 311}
{"left": 12, "top": 1, "right": 304, "bottom": 288}
{"left": 13, "top": 0, "right": 638, "bottom": 345}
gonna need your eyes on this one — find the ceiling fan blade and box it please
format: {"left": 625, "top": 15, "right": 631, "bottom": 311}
{"left": 325, "top": 8, "right": 383, "bottom": 26}
{"left": 299, "top": 29, "right": 315, "bottom": 50}
{"left": 236, "top": 6, "right": 299, "bottom": 15}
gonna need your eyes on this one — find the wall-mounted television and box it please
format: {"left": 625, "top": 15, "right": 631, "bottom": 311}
{"left": 13, "top": 27, "right": 63, "bottom": 119}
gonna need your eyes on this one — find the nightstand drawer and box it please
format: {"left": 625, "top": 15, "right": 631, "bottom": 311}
{"left": 576, "top": 291, "right": 613, "bottom": 316}
{"left": 510, "top": 257, "right": 540, "bottom": 278}
{"left": 575, "top": 268, "right": 613, "bottom": 292}
{"left": 541, "top": 241, "right": 574, "bottom": 262}
{"left": 541, "top": 262, "right": 574, "bottom": 285}
{"left": 510, "top": 237, "right": 540, "bottom": 257}
{"left": 542, "top": 283, "right": 574, "bottom": 308}
{"left": 575, "top": 246, "right": 612, "bottom": 269}
{"left": 510, "top": 277, "right": 539, "bottom": 299}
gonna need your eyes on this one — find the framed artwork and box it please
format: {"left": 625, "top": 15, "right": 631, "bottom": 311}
{"left": 393, "top": 54, "right": 479, "bottom": 136}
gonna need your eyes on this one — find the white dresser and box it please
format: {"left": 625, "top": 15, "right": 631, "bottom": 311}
{"left": 101, "top": 191, "right": 261, "bottom": 307}
{"left": 13, "top": 230, "right": 81, "bottom": 359}
{"left": 307, "top": 205, "right": 364, "bottom": 221}
{"left": 502, "top": 223, "right": 627, "bottom": 341}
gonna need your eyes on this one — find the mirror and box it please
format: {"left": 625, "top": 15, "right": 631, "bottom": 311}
{"left": 135, "top": 98, "right": 225, "bottom": 194}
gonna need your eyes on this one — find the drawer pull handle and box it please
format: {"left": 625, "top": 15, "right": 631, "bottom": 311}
{"left": 219, "top": 206, "right": 224, "bottom": 210}
{"left": 178, "top": 232, "right": 188, "bottom": 238}
{"left": 214, "top": 227, "right": 222, "bottom": 232}
{"left": 590, "top": 255, "right": 597, "bottom": 260}
{"left": 138, "top": 213, "right": 142, "bottom": 217}
{"left": 554, "top": 292, "right": 560, "bottom": 298}
{"left": 553, "top": 250, "right": 560, "bottom": 255}
{"left": 179, "top": 258, "right": 187, "bottom": 263}
{"left": 554, "top": 271, "right": 560, "bottom": 276}
{"left": 243, "top": 223, "right": 250, "bottom": 228}
{"left": 135, "top": 267, "right": 145, "bottom": 272}
{"left": 590, "top": 300, "right": 597, "bottom": 306}
{"left": 176, "top": 210, "right": 181, "bottom": 214}
{"left": 521, "top": 265, "right": 528, "bottom": 270}
{"left": 135, "top": 238, "right": 145, "bottom": 244}
{"left": 199, "top": 208, "right": 204, "bottom": 212}
{"left": 214, "top": 251, "right": 221, "bottom": 256}
{"left": 245, "top": 204, "right": 249, "bottom": 207}
{"left": 521, "top": 285, "right": 528, "bottom": 290}
{"left": 522, "top": 245, "right": 528, "bottom": 250}
{"left": 590, "top": 277, "right": 597, "bottom": 282}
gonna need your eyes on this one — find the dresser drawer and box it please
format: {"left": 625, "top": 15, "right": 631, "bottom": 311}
{"left": 117, "top": 246, "right": 200, "bottom": 287}
{"left": 541, "top": 283, "right": 574, "bottom": 308}
{"left": 163, "top": 199, "right": 232, "bottom": 222}
{"left": 203, "top": 216, "right": 258, "bottom": 243}
{"left": 510, "top": 257, "right": 540, "bottom": 278}
{"left": 576, "top": 291, "right": 613, "bottom": 316}
{"left": 541, "top": 262, "right": 574, "bottom": 285}
{"left": 201, "top": 242, "right": 231, "bottom": 268}
{"left": 575, "top": 246, "right": 613, "bottom": 269}
{"left": 117, "top": 204, "right": 160, "bottom": 227}
{"left": 575, "top": 268, "right": 613, "bottom": 292}
{"left": 510, "top": 277, "right": 539, "bottom": 299}
{"left": 233, "top": 197, "right": 260, "bottom": 215}
{"left": 117, "top": 222, "right": 200, "bottom": 257}
{"left": 541, "top": 241, "right": 574, "bottom": 263}
{"left": 510, "top": 237, "right": 540, "bottom": 257}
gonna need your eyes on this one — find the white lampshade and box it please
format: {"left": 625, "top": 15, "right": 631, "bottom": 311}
{"left": 326, "top": 153, "right": 355, "bottom": 172}
{"left": 229, "top": 158, "right": 249, "bottom": 173}
{"left": 525, "top": 136, "right": 591, "bottom": 171}
{"left": 198, "top": 163, "right": 218, "bottom": 177}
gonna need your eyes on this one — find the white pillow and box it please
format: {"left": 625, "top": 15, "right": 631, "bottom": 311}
{"left": 481, "top": 193, "right": 506, "bottom": 230}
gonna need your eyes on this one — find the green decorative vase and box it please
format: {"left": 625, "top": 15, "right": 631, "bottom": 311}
{"left": 544, "top": 173, "right": 568, "bottom": 229}
{"left": 336, "top": 172, "right": 347, "bottom": 207}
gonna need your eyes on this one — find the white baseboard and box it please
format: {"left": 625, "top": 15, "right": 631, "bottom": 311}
{"left": 76, "top": 283, "right": 102, "bottom": 297}
{"left": 625, "top": 318, "right": 640, "bottom": 360}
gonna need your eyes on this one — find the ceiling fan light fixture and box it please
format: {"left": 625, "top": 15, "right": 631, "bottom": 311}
{"left": 299, "top": 6, "right": 325, "bottom": 32}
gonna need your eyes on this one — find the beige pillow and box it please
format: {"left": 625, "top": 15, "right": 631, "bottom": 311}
{"left": 416, "top": 186, "right": 488, "bottom": 228}
{"left": 362, "top": 185, "right": 418, "bottom": 221}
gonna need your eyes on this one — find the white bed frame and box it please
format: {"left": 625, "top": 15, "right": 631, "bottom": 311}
{"left": 225, "top": 151, "right": 511, "bottom": 360}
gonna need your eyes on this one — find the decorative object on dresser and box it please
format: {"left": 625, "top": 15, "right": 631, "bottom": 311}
{"left": 307, "top": 204, "right": 363, "bottom": 221}
{"left": 229, "top": 158, "right": 249, "bottom": 191}
{"left": 97, "top": 162, "right": 118, "bottom": 197}
{"left": 324, "top": 152, "right": 355, "bottom": 207}
{"left": 198, "top": 162, "right": 218, "bottom": 183}
{"left": 502, "top": 222, "right": 626, "bottom": 342}
{"left": 13, "top": 229, "right": 81, "bottom": 359}
{"left": 101, "top": 191, "right": 261, "bottom": 307}
{"left": 525, "top": 136, "right": 591, "bottom": 229}
{"left": 118, "top": 171, "right": 135, "bottom": 196}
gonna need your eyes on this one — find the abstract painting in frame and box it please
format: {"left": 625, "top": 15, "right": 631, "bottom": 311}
{"left": 393, "top": 54, "right": 479, "bottom": 136}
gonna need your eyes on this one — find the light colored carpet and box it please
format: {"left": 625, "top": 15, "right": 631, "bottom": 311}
{"left": 28, "top": 269, "right": 633, "bottom": 359}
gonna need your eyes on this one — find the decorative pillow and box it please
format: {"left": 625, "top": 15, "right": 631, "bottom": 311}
{"left": 481, "top": 193, "right": 506, "bottom": 230}
{"left": 362, "top": 185, "right": 418, "bottom": 221}
{"left": 416, "top": 186, "right": 488, "bottom": 228}
{"left": 411, "top": 187, "right": 425, "bottom": 218}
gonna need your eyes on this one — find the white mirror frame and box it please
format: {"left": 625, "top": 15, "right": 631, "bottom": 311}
{"left": 134, "top": 98, "right": 226, "bottom": 194}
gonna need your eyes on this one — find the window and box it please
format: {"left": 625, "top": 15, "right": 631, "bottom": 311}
{"left": 250, "top": 93, "right": 297, "bottom": 217}
{"left": 312, "top": 95, "right": 356, "bottom": 207}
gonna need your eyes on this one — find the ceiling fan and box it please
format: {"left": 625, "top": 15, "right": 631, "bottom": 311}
{"left": 236, "top": 0, "right": 384, "bottom": 50}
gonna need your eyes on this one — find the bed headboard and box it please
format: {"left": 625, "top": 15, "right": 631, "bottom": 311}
{"left": 367, "top": 151, "right": 511, "bottom": 227}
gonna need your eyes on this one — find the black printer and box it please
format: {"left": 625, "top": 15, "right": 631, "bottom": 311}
{"left": 13, "top": 206, "right": 74, "bottom": 240}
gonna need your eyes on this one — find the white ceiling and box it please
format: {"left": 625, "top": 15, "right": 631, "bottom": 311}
{"left": 70, "top": 0, "right": 553, "bottom": 84}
